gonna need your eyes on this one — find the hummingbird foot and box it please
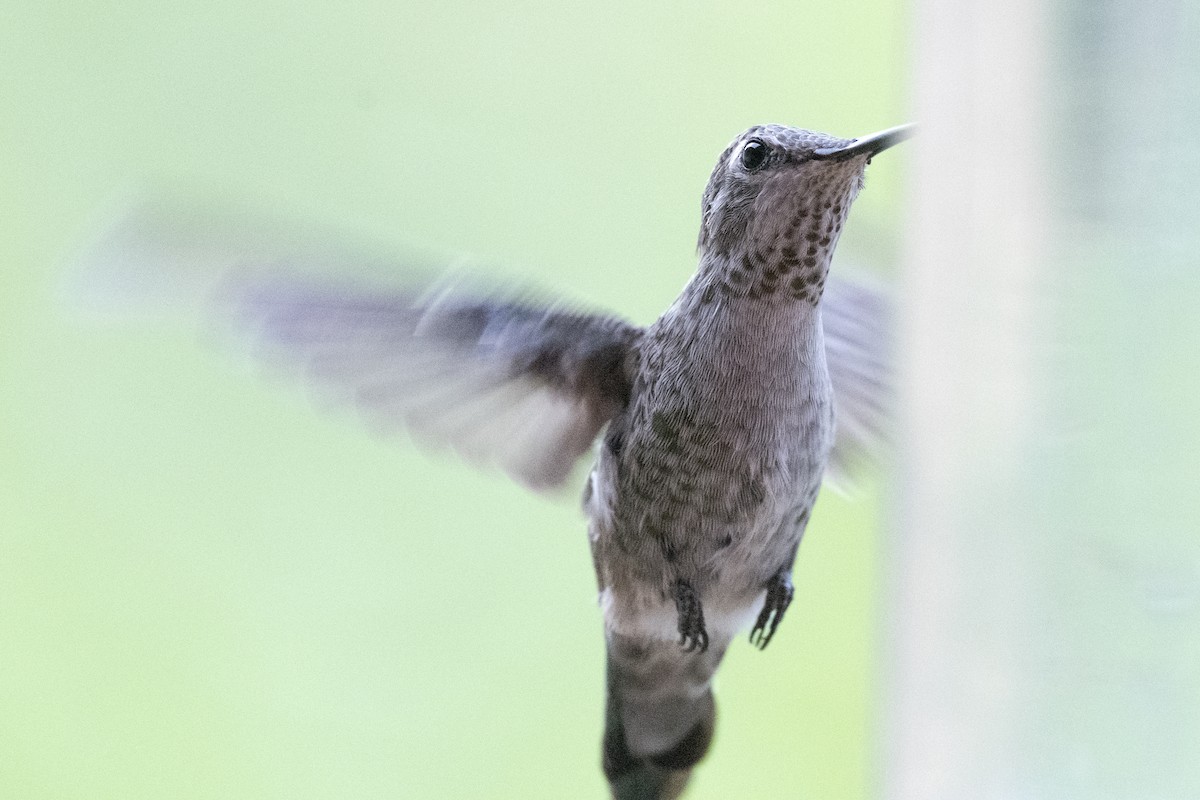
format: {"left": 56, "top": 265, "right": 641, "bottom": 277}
{"left": 750, "top": 572, "right": 794, "bottom": 650}
{"left": 673, "top": 580, "right": 709, "bottom": 653}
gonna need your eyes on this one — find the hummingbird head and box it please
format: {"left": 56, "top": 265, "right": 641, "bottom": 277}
{"left": 697, "top": 123, "right": 912, "bottom": 305}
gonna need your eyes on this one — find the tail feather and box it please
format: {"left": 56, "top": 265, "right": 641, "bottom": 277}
{"left": 602, "top": 633, "right": 729, "bottom": 800}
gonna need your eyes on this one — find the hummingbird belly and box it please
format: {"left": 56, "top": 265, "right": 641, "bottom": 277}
{"left": 586, "top": 366, "right": 833, "bottom": 642}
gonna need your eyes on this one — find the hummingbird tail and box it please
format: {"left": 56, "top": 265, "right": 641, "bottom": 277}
{"left": 601, "top": 633, "right": 727, "bottom": 800}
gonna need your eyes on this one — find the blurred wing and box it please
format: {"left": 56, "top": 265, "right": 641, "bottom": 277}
{"left": 227, "top": 276, "right": 642, "bottom": 491}
{"left": 822, "top": 275, "right": 892, "bottom": 489}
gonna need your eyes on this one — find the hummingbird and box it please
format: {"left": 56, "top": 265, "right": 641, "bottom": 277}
{"left": 228, "top": 122, "right": 911, "bottom": 799}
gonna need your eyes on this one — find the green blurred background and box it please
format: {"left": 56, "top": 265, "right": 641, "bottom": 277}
{"left": 1, "top": 2, "right": 905, "bottom": 797}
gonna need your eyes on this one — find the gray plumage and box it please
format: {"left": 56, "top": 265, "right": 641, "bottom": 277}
{"left": 226, "top": 122, "right": 909, "bottom": 798}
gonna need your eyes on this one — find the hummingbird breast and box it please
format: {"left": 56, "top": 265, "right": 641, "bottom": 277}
{"left": 586, "top": 288, "right": 834, "bottom": 641}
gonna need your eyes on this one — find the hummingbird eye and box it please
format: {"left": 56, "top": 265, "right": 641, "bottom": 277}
{"left": 740, "top": 139, "right": 769, "bottom": 171}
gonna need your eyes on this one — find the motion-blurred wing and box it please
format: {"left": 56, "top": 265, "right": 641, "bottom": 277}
{"left": 228, "top": 276, "right": 642, "bottom": 491}
{"left": 822, "top": 276, "right": 892, "bottom": 488}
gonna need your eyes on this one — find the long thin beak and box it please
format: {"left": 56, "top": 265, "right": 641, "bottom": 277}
{"left": 811, "top": 123, "right": 916, "bottom": 161}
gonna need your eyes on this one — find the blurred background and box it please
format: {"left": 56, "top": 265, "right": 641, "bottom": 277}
{"left": 3, "top": 0, "right": 1198, "bottom": 799}
{"left": 890, "top": 0, "right": 1200, "bottom": 797}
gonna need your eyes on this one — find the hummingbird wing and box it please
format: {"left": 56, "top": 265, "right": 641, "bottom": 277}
{"left": 822, "top": 275, "right": 892, "bottom": 488}
{"left": 226, "top": 275, "right": 642, "bottom": 491}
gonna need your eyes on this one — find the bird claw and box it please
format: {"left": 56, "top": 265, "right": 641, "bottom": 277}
{"left": 750, "top": 571, "right": 794, "bottom": 650}
{"left": 674, "top": 580, "right": 709, "bottom": 653}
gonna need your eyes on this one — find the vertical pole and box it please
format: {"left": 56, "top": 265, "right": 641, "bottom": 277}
{"left": 886, "top": 0, "right": 1200, "bottom": 796}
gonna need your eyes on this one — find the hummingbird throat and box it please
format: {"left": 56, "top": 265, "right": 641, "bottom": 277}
{"left": 703, "top": 190, "right": 853, "bottom": 308}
